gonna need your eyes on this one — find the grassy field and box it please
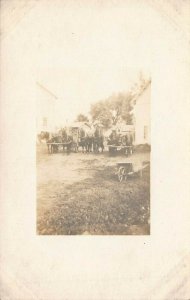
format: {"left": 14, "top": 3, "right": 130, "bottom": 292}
{"left": 37, "top": 145, "right": 150, "bottom": 235}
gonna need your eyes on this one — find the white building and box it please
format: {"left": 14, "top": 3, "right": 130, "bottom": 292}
{"left": 132, "top": 82, "right": 151, "bottom": 145}
{"left": 36, "top": 82, "right": 57, "bottom": 133}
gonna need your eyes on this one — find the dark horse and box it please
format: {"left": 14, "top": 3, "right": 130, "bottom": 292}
{"left": 77, "top": 128, "right": 93, "bottom": 153}
{"left": 85, "top": 133, "right": 94, "bottom": 153}
{"left": 93, "top": 127, "right": 104, "bottom": 153}
{"left": 78, "top": 128, "right": 87, "bottom": 153}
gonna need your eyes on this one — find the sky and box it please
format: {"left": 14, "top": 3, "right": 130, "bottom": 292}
{"left": 2, "top": 0, "right": 189, "bottom": 126}
{"left": 34, "top": 0, "right": 152, "bottom": 124}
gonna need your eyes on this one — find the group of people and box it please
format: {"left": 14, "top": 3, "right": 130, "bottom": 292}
{"left": 107, "top": 129, "right": 133, "bottom": 147}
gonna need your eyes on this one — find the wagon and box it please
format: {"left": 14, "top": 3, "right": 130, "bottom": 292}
{"left": 108, "top": 145, "right": 133, "bottom": 156}
{"left": 107, "top": 125, "right": 135, "bottom": 156}
{"left": 116, "top": 161, "right": 149, "bottom": 182}
{"left": 47, "top": 141, "right": 72, "bottom": 154}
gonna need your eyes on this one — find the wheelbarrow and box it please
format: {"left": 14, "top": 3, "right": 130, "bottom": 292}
{"left": 116, "top": 161, "right": 149, "bottom": 182}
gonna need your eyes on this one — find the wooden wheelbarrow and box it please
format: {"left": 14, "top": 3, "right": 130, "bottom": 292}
{"left": 116, "top": 161, "right": 150, "bottom": 182}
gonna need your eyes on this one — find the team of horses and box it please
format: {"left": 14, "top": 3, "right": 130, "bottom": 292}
{"left": 38, "top": 126, "right": 134, "bottom": 155}
{"left": 38, "top": 126, "right": 105, "bottom": 154}
{"left": 77, "top": 127, "right": 104, "bottom": 153}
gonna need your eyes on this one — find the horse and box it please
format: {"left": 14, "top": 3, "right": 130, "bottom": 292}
{"left": 69, "top": 127, "right": 80, "bottom": 153}
{"left": 47, "top": 135, "right": 62, "bottom": 153}
{"left": 93, "top": 127, "right": 104, "bottom": 153}
{"left": 85, "top": 128, "right": 94, "bottom": 153}
{"left": 78, "top": 128, "right": 87, "bottom": 153}
{"left": 63, "top": 135, "right": 73, "bottom": 154}
{"left": 77, "top": 128, "right": 93, "bottom": 153}
{"left": 93, "top": 135, "right": 104, "bottom": 153}
{"left": 37, "top": 131, "right": 50, "bottom": 144}
{"left": 58, "top": 128, "right": 68, "bottom": 143}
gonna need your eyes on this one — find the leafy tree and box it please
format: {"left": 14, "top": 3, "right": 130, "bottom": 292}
{"left": 75, "top": 114, "right": 89, "bottom": 122}
{"left": 90, "top": 92, "right": 133, "bottom": 128}
{"left": 90, "top": 74, "right": 151, "bottom": 128}
{"left": 90, "top": 101, "right": 112, "bottom": 128}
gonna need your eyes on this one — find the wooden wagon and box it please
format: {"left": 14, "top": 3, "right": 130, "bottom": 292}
{"left": 107, "top": 126, "right": 134, "bottom": 156}
{"left": 47, "top": 141, "right": 72, "bottom": 154}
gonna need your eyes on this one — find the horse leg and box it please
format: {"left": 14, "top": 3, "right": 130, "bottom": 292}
{"left": 85, "top": 142, "right": 89, "bottom": 153}
{"left": 93, "top": 141, "right": 96, "bottom": 153}
{"left": 95, "top": 143, "right": 98, "bottom": 153}
{"left": 95, "top": 143, "right": 99, "bottom": 153}
{"left": 97, "top": 141, "right": 100, "bottom": 153}
{"left": 90, "top": 139, "right": 93, "bottom": 152}
{"left": 67, "top": 145, "right": 70, "bottom": 155}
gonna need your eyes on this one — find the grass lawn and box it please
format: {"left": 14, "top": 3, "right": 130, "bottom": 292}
{"left": 37, "top": 147, "right": 150, "bottom": 235}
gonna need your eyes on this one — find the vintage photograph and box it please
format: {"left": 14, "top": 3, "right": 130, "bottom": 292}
{"left": 36, "top": 70, "right": 151, "bottom": 235}
{"left": 2, "top": 0, "right": 190, "bottom": 299}
{"left": 34, "top": 1, "right": 151, "bottom": 236}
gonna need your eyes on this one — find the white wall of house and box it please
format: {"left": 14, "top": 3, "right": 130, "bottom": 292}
{"left": 133, "top": 83, "right": 151, "bottom": 145}
{"left": 36, "top": 83, "right": 57, "bottom": 133}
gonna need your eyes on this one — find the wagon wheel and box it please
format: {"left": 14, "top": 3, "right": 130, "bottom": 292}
{"left": 118, "top": 167, "right": 127, "bottom": 182}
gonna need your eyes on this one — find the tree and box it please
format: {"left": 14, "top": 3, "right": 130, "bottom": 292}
{"left": 90, "top": 100, "right": 112, "bottom": 128}
{"left": 90, "top": 92, "right": 133, "bottom": 128}
{"left": 75, "top": 114, "right": 89, "bottom": 122}
{"left": 90, "top": 74, "right": 151, "bottom": 128}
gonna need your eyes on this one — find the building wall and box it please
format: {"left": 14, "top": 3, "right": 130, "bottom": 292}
{"left": 133, "top": 84, "right": 151, "bottom": 145}
{"left": 36, "top": 84, "right": 56, "bottom": 133}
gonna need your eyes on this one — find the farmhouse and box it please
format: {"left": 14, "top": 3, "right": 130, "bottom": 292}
{"left": 132, "top": 81, "right": 151, "bottom": 145}
{"left": 36, "top": 82, "right": 57, "bottom": 133}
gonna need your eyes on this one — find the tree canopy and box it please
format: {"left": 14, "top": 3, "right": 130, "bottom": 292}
{"left": 75, "top": 114, "right": 89, "bottom": 122}
{"left": 90, "top": 92, "right": 133, "bottom": 128}
{"left": 90, "top": 75, "right": 150, "bottom": 129}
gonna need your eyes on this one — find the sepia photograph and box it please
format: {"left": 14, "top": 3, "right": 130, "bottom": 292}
{"left": 1, "top": 0, "right": 190, "bottom": 299}
{"left": 36, "top": 70, "right": 151, "bottom": 235}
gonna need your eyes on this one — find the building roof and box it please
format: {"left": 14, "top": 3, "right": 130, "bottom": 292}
{"left": 1, "top": 0, "right": 37, "bottom": 40}
{"left": 131, "top": 80, "right": 151, "bottom": 105}
{"left": 130, "top": 80, "right": 151, "bottom": 113}
{"left": 36, "top": 82, "right": 58, "bottom": 100}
